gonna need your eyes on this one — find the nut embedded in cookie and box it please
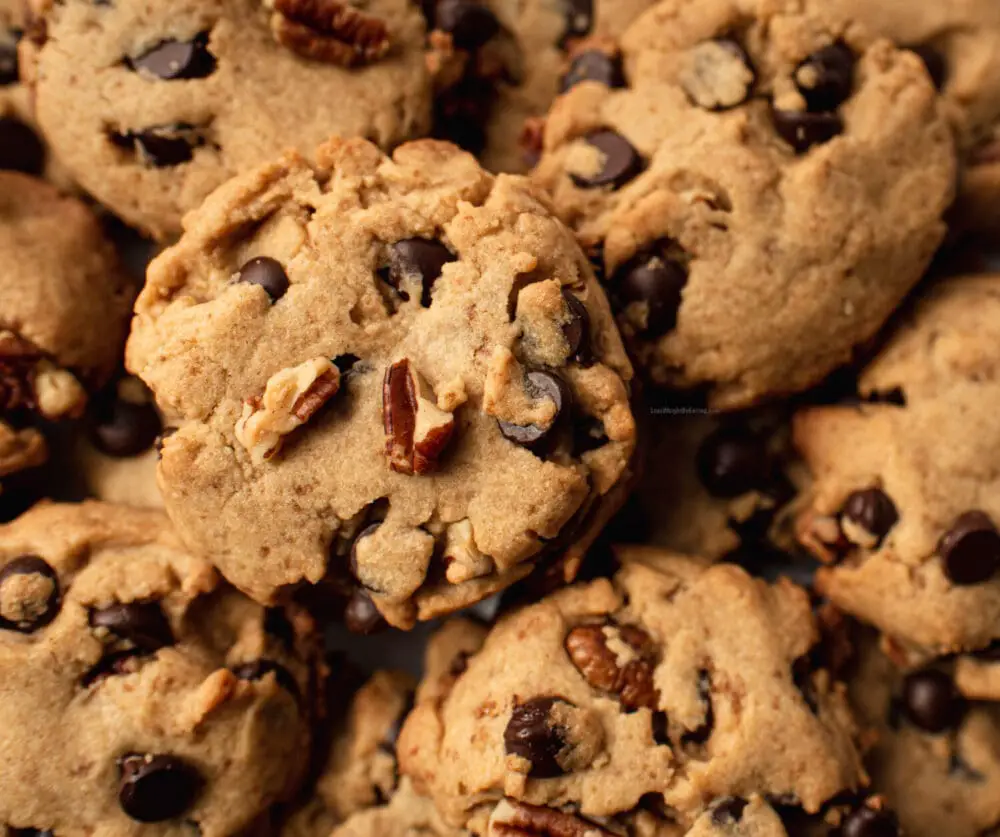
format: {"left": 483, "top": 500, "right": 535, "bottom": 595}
{"left": 266, "top": 0, "right": 392, "bottom": 66}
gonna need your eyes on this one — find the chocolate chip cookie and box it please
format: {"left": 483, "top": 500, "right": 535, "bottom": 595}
{"left": 21, "top": 0, "right": 432, "bottom": 240}
{"left": 793, "top": 273, "right": 1000, "bottom": 663}
{"left": 0, "top": 501, "right": 320, "bottom": 837}
{"left": 532, "top": 0, "right": 955, "bottom": 408}
{"left": 127, "top": 137, "right": 637, "bottom": 628}
{"left": 398, "top": 548, "right": 866, "bottom": 834}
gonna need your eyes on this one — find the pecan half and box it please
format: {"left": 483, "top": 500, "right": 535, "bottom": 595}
{"left": 488, "top": 799, "right": 615, "bottom": 837}
{"left": 565, "top": 622, "right": 659, "bottom": 711}
{"left": 267, "top": 0, "right": 390, "bottom": 66}
{"left": 235, "top": 357, "right": 341, "bottom": 464}
{"left": 382, "top": 359, "right": 456, "bottom": 476}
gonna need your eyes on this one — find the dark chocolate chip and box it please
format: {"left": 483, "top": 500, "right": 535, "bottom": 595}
{"left": 795, "top": 43, "right": 856, "bottom": 113}
{"left": 503, "top": 696, "right": 569, "bottom": 778}
{"left": 0, "top": 556, "right": 61, "bottom": 633}
{"left": 560, "top": 0, "right": 593, "bottom": 44}
{"left": 695, "top": 426, "right": 770, "bottom": 499}
{"left": 910, "top": 44, "right": 946, "bottom": 91}
{"left": 561, "top": 290, "right": 594, "bottom": 365}
{"left": 841, "top": 488, "right": 898, "bottom": 546}
{"left": 91, "top": 399, "right": 162, "bottom": 458}
{"left": 387, "top": 239, "right": 456, "bottom": 307}
{"left": 570, "top": 129, "right": 643, "bottom": 189}
{"left": 10, "top": 829, "right": 54, "bottom": 837}
{"left": 129, "top": 33, "right": 215, "bottom": 80}
{"left": 561, "top": 50, "right": 624, "bottom": 93}
{"left": 81, "top": 647, "right": 148, "bottom": 688}
{"left": 333, "top": 354, "right": 362, "bottom": 375}
{"left": 711, "top": 797, "right": 748, "bottom": 826}
{"left": 497, "top": 370, "right": 571, "bottom": 454}
{"left": 938, "top": 511, "right": 1000, "bottom": 585}
{"left": 772, "top": 108, "right": 843, "bottom": 153}
{"left": 0, "top": 117, "right": 46, "bottom": 175}
{"left": 651, "top": 710, "right": 670, "bottom": 746}
{"left": 343, "top": 588, "right": 387, "bottom": 635}
{"left": 1, "top": 38, "right": 18, "bottom": 86}
{"left": 613, "top": 243, "right": 688, "bottom": 337}
{"left": 682, "top": 670, "right": 714, "bottom": 745}
{"left": 117, "top": 753, "right": 201, "bottom": 823}
{"left": 841, "top": 806, "right": 900, "bottom": 837}
{"left": 901, "top": 669, "right": 966, "bottom": 733}
{"left": 436, "top": 0, "right": 499, "bottom": 50}
{"left": 231, "top": 659, "right": 301, "bottom": 700}
{"left": 112, "top": 124, "right": 201, "bottom": 167}
{"left": 238, "top": 257, "right": 290, "bottom": 302}
{"left": 89, "top": 601, "right": 174, "bottom": 652}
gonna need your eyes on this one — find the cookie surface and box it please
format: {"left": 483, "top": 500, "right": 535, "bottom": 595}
{"left": 532, "top": 0, "right": 955, "bottom": 408}
{"left": 128, "top": 137, "right": 636, "bottom": 627}
{"left": 398, "top": 549, "right": 864, "bottom": 834}
{"left": 793, "top": 273, "right": 1000, "bottom": 662}
{"left": 22, "top": 0, "right": 432, "bottom": 240}
{"left": 0, "top": 501, "right": 319, "bottom": 837}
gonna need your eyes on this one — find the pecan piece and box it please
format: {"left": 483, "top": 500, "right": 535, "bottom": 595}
{"left": 488, "top": 799, "right": 615, "bottom": 837}
{"left": 382, "top": 359, "right": 456, "bottom": 476}
{"left": 0, "top": 331, "right": 86, "bottom": 419}
{"left": 565, "top": 622, "right": 659, "bottom": 710}
{"left": 235, "top": 357, "right": 341, "bottom": 464}
{"left": 266, "top": 0, "right": 391, "bottom": 67}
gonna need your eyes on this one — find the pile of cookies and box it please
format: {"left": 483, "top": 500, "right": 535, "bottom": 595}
{"left": 3, "top": 0, "right": 1000, "bottom": 835}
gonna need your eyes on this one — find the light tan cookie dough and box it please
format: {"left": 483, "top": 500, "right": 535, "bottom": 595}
{"left": 21, "top": 0, "right": 432, "bottom": 240}
{"left": 0, "top": 501, "right": 320, "bottom": 837}
{"left": 793, "top": 274, "right": 1000, "bottom": 663}
{"left": 398, "top": 548, "right": 865, "bottom": 834}
{"left": 532, "top": 0, "right": 955, "bottom": 409}
{"left": 128, "top": 137, "right": 636, "bottom": 628}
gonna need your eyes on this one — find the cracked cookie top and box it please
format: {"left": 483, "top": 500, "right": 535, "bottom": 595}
{"left": 127, "top": 137, "right": 636, "bottom": 628}
{"left": 21, "top": 0, "right": 432, "bottom": 240}
{"left": 398, "top": 549, "right": 865, "bottom": 834}
{"left": 531, "top": 0, "right": 955, "bottom": 409}
{"left": 0, "top": 501, "right": 320, "bottom": 837}
{"left": 793, "top": 273, "right": 1000, "bottom": 663}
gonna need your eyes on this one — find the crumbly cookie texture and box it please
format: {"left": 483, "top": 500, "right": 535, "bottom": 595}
{"left": 398, "top": 549, "right": 865, "bottom": 834}
{"left": 128, "top": 137, "right": 636, "bottom": 628}
{"left": 532, "top": 0, "right": 955, "bottom": 409}
{"left": 0, "top": 501, "right": 320, "bottom": 837}
{"left": 793, "top": 274, "right": 1000, "bottom": 663}
{"left": 426, "top": 0, "right": 656, "bottom": 174}
{"left": 849, "top": 630, "right": 1000, "bottom": 837}
{"left": 21, "top": 0, "right": 431, "bottom": 240}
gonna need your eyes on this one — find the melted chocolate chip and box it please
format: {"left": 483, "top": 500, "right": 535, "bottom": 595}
{"left": 938, "top": 511, "right": 1000, "bottom": 585}
{"left": 436, "top": 0, "right": 499, "bottom": 50}
{"left": 696, "top": 425, "right": 770, "bottom": 498}
{"left": 503, "top": 696, "right": 569, "bottom": 778}
{"left": 0, "top": 117, "right": 46, "bottom": 175}
{"left": 387, "top": 239, "right": 456, "bottom": 307}
{"left": 129, "top": 33, "right": 215, "bottom": 80}
{"left": 561, "top": 290, "right": 594, "bottom": 365}
{"left": 112, "top": 124, "right": 202, "bottom": 167}
{"left": 772, "top": 109, "right": 843, "bottom": 153}
{"left": 841, "top": 488, "right": 898, "bottom": 547}
{"left": 117, "top": 753, "right": 201, "bottom": 822}
{"left": 232, "top": 659, "right": 301, "bottom": 700}
{"left": 561, "top": 50, "right": 624, "bottom": 93}
{"left": 613, "top": 243, "right": 688, "bottom": 337}
{"left": 0, "top": 556, "right": 61, "bottom": 633}
{"left": 901, "top": 669, "right": 966, "bottom": 733}
{"left": 343, "top": 588, "right": 387, "bottom": 635}
{"left": 89, "top": 601, "right": 174, "bottom": 651}
{"left": 841, "top": 806, "right": 900, "bottom": 837}
{"left": 795, "top": 43, "right": 855, "bottom": 113}
{"left": 497, "top": 370, "right": 571, "bottom": 454}
{"left": 238, "top": 257, "right": 290, "bottom": 302}
{"left": 91, "top": 398, "right": 163, "bottom": 458}
{"left": 570, "top": 130, "right": 643, "bottom": 189}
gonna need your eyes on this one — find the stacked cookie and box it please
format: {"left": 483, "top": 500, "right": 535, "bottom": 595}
{"left": 2, "top": 1, "right": 1000, "bottom": 836}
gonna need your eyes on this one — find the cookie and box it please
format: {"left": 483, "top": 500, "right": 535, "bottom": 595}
{"left": 848, "top": 630, "right": 1000, "bottom": 837}
{"left": 0, "top": 501, "right": 320, "bottom": 837}
{"left": 531, "top": 0, "right": 955, "bottom": 408}
{"left": 398, "top": 548, "right": 865, "bottom": 834}
{"left": 21, "top": 0, "right": 432, "bottom": 240}
{"left": 127, "top": 137, "right": 637, "bottom": 628}
{"left": 427, "top": 0, "right": 656, "bottom": 174}
{"left": 793, "top": 274, "right": 1000, "bottom": 662}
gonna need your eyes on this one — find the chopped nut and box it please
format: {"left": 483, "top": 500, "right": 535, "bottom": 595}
{"left": 382, "top": 359, "right": 456, "bottom": 476}
{"left": 443, "top": 519, "right": 493, "bottom": 584}
{"left": 266, "top": 0, "right": 391, "bottom": 66}
{"left": 0, "top": 331, "right": 85, "bottom": 419}
{"left": 565, "top": 622, "right": 659, "bottom": 710}
{"left": 235, "top": 357, "right": 341, "bottom": 464}
{"left": 680, "top": 39, "right": 755, "bottom": 110}
{"left": 488, "top": 799, "right": 615, "bottom": 837}
{"left": 33, "top": 361, "right": 86, "bottom": 420}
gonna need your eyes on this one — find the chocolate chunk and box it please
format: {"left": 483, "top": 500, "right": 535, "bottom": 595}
{"left": 560, "top": 0, "right": 593, "bottom": 45}
{"left": 231, "top": 659, "right": 301, "bottom": 700}
{"left": 841, "top": 806, "right": 900, "bottom": 837}
{"left": 343, "top": 588, "right": 387, "bottom": 635}
{"left": 795, "top": 43, "right": 856, "bottom": 112}
{"left": 436, "top": 0, "right": 499, "bottom": 50}
{"left": 0, "top": 556, "right": 61, "bottom": 633}
{"left": 0, "top": 117, "right": 46, "bottom": 175}
{"left": 938, "top": 511, "right": 1000, "bottom": 585}
{"left": 561, "top": 50, "right": 624, "bottom": 93}
{"left": 129, "top": 33, "right": 215, "bottom": 80}
{"left": 238, "top": 257, "right": 291, "bottom": 302}
{"left": 570, "top": 130, "right": 643, "bottom": 189}
{"left": 387, "top": 239, "right": 456, "bottom": 307}
{"left": 841, "top": 488, "right": 898, "bottom": 547}
{"left": 112, "top": 124, "right": 202, "bottom": 167}
{"left": 910, "top": 44, "right": 946, "bottom": 90}
{"left": 91, "top": 398, "right": 163, "bottom": 458}
{"left": 89, "top": 601, "right": 175, "bottom": 651}
{"left": 1, "top": 37, "right": 19, "bottom": 86}
{"left": 901, "top": 669, "right": 965, "bottom": 733}
{"left": 504, "top": 696, "right": 569, "bottom": 778}
{"left": 711, "top": 797, "right": 748, "bottom": 826}
{"left": 613, "top": 243, "right": 688, "bottom": 336}
{"left": 497, "top": 370, "right": 571, "bottom": 454}
{"left": 772, "top": 109, "right": 843, "bottom": 153}
{"left": 561, "top": 290, "right": 594, "bottom": 365}
{"left": 117, "top": 753, "right": 201, "bottom": 822}
{"left": 696, "top": 426, "right": 770, "bottom": 498}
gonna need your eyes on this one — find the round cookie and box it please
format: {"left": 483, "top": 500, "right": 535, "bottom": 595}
{"left": 21, "top": 0, "right": 432, "bottom": 241}
{"left": 793, "top": 274, "right": 1000, "bottom": 662}
{"left": 0, "top": 501, "right": 320, "bottom": 837}
{"left": 531, "top": 0, "right": 955, "bottom": 409}
{"left": 397, "top": 548, "right": 866, "bottom": 834}
{"left": 426, "top": 0, "right": 656, "bottom": 174}
{"left": 127, "top": 137, "right": 637, "bottom": 628}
